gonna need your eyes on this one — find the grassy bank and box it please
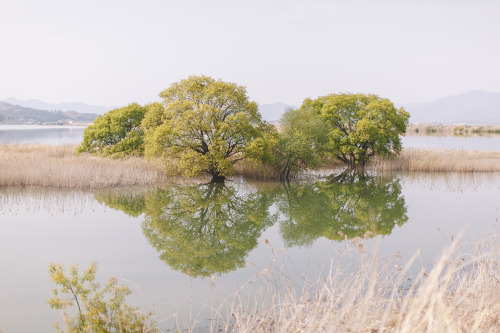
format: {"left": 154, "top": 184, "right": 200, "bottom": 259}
{"left": 0, "top": 144, "right": 170, "bottom": 189}
{"left": 49, "top": 229, "right": 500, "bottom": 332}
{"left": 2, "top": 145, "right": 500, "bottom": 188}
{"left": 217, "top": 232, "right": 500, "bottom": 332}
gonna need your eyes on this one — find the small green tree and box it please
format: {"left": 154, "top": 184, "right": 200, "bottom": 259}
{"left": 304, "top": 93, "right": 409, "bottom": 169}
{"left": 47, "top": 262, "right": 157, "bottom": 332}
{"left": 245, "top": 106, "right": 328, "bottom": 180}
{"left": 143, "top": 75, "right": 266, "bottom": 181}
{"left": 77, "top": 103, "right": 148, "bottom": 157}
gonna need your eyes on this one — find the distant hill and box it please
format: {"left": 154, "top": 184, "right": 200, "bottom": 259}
{"left": 0, "top": 101, "right": 98, "bottom": 124}
{"left": 405, "top": 91, "right": 500, "bottom": 124}
{"left": 1, "top": 97, "right": 111, "bottom": 115}
{"left": 259, "top": 102, "right": 296, "bottom": 122}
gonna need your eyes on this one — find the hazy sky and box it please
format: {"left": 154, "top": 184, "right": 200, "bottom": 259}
{"left": 1, "top": 0, "right": 499, "bottom": 107}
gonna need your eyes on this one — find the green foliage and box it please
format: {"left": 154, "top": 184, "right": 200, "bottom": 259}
{"left": 47, "top": 262, "right": 156, "bottom": 332}
{"left": 277, "top": 172, "right": 408, "bottom": 247}
{"left": 305, "top": 93, "right": 409, "bottom": 169}
{"left": 77, "top": 103, "right": 148, "bottom": 157}
{"left": 245, "top": 107, "right": 328, "bottom": 180}
{"left": 143, "top": 75, "right": 266, "bottom": 180}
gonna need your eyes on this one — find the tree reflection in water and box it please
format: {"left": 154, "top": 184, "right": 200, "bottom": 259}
{"left": 96, "top": 173, "right": 408, "bottom": 277}
{"left": 97, "top": 182, "right": 276, "bottom": 277}
{"left": 141, "top": 182, "right": 276, "bottom": 277}
{"left": 277, "top": 171, "right": 408, "bottom": 247}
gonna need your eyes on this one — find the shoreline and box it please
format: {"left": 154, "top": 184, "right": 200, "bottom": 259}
{"left": 1, "top": 144, "right": 500, "bottom": 189}
{"left": 406, "top": 123, "right": 500, "bottom": 136}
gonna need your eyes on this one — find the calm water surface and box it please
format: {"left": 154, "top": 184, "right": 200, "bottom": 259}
{"left": 0, "top": 125, "right": 85, "bottom": 145}
{"left": 1, "top": 127, "right": 500, "bottom": 331}
{"left": 0, "top": 173, "right": 499, "bottom": 332}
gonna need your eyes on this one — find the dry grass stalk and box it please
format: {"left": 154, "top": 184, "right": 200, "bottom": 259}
{"left": 0, "top": 144, "right": 170, "bottom": 189}
{"left": 234, "top": 162, "right": 281, "bottom": 180}
{"left": 2, "top": 145, "right": 500, "bottom": 189}
{"left": 218, "top": 233, "right": 500, "bottom": 333}
{"left": 372, "top": 149, "right": 500, "bottom": 172}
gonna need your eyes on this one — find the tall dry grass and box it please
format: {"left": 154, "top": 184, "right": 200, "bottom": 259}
{"left": 210, "top": 231, "right": 500, "bottom": 333}
{"left": 2, "top": 145, "right": 500, "bottom": 189}
{"left": 0, "top": 144, "right": 170, "bottom": 189}
{"left": 372, "top": 149, "right": 500, "bottom": 172}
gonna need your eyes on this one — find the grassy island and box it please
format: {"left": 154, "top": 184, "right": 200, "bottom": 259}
{"left": 1, "top": 144, "right": 500, "bottom": 189}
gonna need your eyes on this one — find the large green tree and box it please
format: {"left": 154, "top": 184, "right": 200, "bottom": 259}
{"left": 304, "top": 93, "right": 409, "bottom": 169}
{"left": 77, "top": 103, "right": 148, "bottom": 157}
{"left": 143, "top": 75, "right": 267, "bottom": 181}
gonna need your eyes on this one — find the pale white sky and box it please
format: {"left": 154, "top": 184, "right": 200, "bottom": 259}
{"left": 1, "top": 0, "right": 499, "bottom": 107}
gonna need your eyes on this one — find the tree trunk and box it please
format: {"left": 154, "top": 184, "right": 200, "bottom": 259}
{"left": 210, "top": 171, "right": 226, "bottom": 183}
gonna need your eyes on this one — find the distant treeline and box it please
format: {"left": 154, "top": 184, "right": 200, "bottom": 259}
{"left": 0, "top": 101, "right": 98, "bottom": 124}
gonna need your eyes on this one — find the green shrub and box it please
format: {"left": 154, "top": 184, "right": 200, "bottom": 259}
{"left": 47, "top": 262, "right": 157, "bottom": 332}
{"left": 77, "top": 103, "right": 147, "bottom": 157}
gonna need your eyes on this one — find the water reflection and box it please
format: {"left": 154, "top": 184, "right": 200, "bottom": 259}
{"left": 95, "top": 191, "right": 147, "bottom": 218}
{"left": 276, "top": 172, "right": 408, "bottom": 247}
{"left": 98, "top": 182, "right": 276, "bottom": 277}
{"left": 97, "top": 174, "right": 409, "bottom": 277}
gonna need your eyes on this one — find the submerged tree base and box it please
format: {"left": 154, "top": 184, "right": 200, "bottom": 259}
{"left": 211, "top": 175, "right": 226, "bottom": 183}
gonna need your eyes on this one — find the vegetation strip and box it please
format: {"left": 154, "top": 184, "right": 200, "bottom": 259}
{"left": 2, "top": 144, "right": 500, "bottom": 189}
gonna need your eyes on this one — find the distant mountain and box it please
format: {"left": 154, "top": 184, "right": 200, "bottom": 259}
{"left": 1, "top": 97, "right": 111, "bottom": 115}
{"left": 0, "top": 101, "right": 98, "bottom": 124}
{"left": 259, "top": 102, "right": 296, "bottom": 122}
{"left": 405, "top": 91, "right": 500, "bottom": 124}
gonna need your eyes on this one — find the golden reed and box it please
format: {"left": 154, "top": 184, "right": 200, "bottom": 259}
{"left": 1, "top": 145, "right": 500, "bottom": 189}
{"left": 372, "top": 149, "right": 500, "bottom": 172}
{"left": 223, "top": 232, "right": 500, "bottom": 333}
{"left": 0, "top": 144, "right": 170, "bottom": 189}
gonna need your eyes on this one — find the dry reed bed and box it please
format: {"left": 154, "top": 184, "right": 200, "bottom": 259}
{"left": 217, "top": 232, "right": 500, "bottom": 332}
{"left": 373, "top": 149, "right": 500, "bottom": 172}
{"left": 0, "top": 144, "right": 170, "bottom": 189}
{"left": 2, "top": 145, "right": 500, "bottom": 189}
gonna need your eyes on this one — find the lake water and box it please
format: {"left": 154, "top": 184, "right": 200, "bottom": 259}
{"left": 1, "top": 125, "right": 500, "bottom": 151}
{"left": 1, "top": 173, "right": 499, "bottom": 332}
{"left": 1, "top": 127, "right": 500, "bottom": 331}
{"left": 0, "top": 125, "right": 85, "bottom": 145}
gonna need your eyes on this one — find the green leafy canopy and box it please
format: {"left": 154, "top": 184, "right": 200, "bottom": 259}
{"left": 305, "top": 93, "right": 410, "bottom": 169}
{"left": 143, "top": 75, "right": 268, "bottom": 180}
{"left": 77, "top": 103, "right": 148, "bottom": 157}
{"left": 47, "top": 262, "right": 157, "bottom": 332}
{"left": 245, "top": 106, "right": 328, "bottom": 181}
